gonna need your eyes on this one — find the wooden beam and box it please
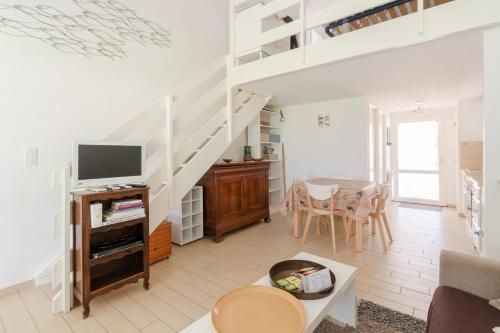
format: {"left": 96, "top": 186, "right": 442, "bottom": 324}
{"left": 388, "top": 7, "right": 399, "bottom": 19}
{"left": 360, "top": 17, "right": 371, "bottom": 27}
{"left": 350, "top": 20, "right": 361, "bottom": 30}
{"left": 377, "top": 12, "right": 387, "bottom": 22}
{"left": 399, "top": 4, "right": 409, "bottom": 16}
{"left": 410, "top": 0, "right": 418, "bottom": 13}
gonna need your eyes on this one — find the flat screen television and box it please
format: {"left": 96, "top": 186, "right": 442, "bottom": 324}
{"left": 72, "top": 140, "right": 145, "bottom": 188}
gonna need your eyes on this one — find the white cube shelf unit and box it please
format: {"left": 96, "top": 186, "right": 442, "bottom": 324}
{"left": 169, "top": 186, "right": 204, "bottom": 245}
{"left": 248, "top": 106, "right": 284, "bottom": 214}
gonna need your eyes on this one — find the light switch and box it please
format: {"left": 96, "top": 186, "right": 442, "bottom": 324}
{"left": 24, "top": 147, "right": 38, "bottom": 166}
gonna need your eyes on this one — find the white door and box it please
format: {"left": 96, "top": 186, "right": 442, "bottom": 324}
{"left": 391, "top": 114, "right": 445, "bottom": 206}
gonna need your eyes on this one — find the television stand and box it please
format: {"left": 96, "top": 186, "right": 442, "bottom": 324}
{"left": 72, "top": 187, "right": 150, "bottom": 318}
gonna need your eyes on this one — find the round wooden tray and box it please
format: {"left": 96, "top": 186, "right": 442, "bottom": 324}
{"left": 269, "top": 259, "right": 336, "bottom": 300}
{"left": 212, "top": 285, "right": 306, "bottom": 333}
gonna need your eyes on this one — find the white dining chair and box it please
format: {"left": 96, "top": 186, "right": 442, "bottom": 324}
{"left": 301, "top": 182, "right": 341, "bottom": 254}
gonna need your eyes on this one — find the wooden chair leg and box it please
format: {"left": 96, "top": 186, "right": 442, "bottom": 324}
{"left": 370, "top": 216, "right": 376, "bottom": 235}
{"left": 381, "top": 212, "right": 393, "bottom": 242}
{"left": 355, "top": 219, "right": 363, "bottom": 252}
{"left": 376, "top": 216, "right": 388, "bottom": 253}
{"left": 345, "top": 217, "right": 353, "bottom": 243}
{"left": 292, "top": 210, "right": 300, "bottom": 238}
{"left": 302, "top": 213, "right": 313, "bottom": 245}
{"left": 330, "top": 214, "right": 336, "bottom": 254}
{"left": 316, "top": 216, "right": 321, "bottom": 236}
{"left": 291, "top": 211, "right": 298, "bottom": 230}
{"left": 342, "top": 215, "right": 348, "bottom": 237}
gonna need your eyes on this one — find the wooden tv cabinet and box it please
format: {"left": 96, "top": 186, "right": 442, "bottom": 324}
{"left": 72, "top": 188, "right": 150, "bottom": 318}
{"left": 197, "top": 161, "right": 271, "bottom": 242}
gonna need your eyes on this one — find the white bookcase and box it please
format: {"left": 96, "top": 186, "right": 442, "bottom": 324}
{"left": 170, "top": 186, "right": 204, "bottom": 245}
{"left": 248, "top": 107, "right": 284, "bottom": 214}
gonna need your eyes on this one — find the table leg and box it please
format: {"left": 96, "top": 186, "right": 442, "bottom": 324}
{"left": 327, "top": 276, "right": 357, "bottom": 328}
{"left": 355, "top": 219, "right": 363, "bottom": 252}
{"left": 292, "top": 210, "right": 300, "bottom": 238}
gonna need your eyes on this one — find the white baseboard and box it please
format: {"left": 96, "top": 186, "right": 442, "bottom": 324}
{"left": 35, "top": 254, "right": 61, "bottom": 287}
{"left": 35, "top": 272, "right": 51, "bottom": 287}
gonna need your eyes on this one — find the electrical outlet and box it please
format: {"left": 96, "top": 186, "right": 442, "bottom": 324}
{"left": 24, "top": 147, "right": 38, "bottom": 167}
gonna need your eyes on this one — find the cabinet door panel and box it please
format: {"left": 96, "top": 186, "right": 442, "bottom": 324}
{"left": 217, "top": 175, "right": 245, "bottom": 219}
{"left": 244, "top": 172, "right": 268, "bottom": 211}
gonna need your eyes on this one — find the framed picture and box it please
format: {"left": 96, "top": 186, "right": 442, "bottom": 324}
{"left": 318, "top": 113, "right": 330, "bottom": 128}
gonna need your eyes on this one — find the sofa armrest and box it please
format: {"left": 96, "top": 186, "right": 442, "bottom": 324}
{"left": 440, "top": 250, "right": 500, "bottom": 300}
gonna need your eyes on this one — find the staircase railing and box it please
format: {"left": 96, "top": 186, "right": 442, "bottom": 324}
{"left": 46, "top": 54, "right": 271, "bottom": 314}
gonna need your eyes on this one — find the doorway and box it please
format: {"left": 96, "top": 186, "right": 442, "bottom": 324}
{"left": 391, "top": 114, "right": 445, "bottom": 206}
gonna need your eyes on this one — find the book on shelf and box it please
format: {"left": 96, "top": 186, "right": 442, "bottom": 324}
{"left": 103, "top": 208, "right": 145, "bottom": 220}
{"left": 102, "top": 213, "right": 146, "bottom": 225}
{"left": 111, "top": 199, "right": 143, "bottom": 210}
{"left": 102, "top": 198, "right": 146, "bottom": 225}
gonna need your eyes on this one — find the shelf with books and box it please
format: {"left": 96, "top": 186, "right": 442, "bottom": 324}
{"left": 249, "top": 105, "right": 284, "bottom": 215}
{"left": 260, "top": 124, "right": 280, "bottom": 129}
{"left": 72, "top": 187, "right": 150, "bottom": 318}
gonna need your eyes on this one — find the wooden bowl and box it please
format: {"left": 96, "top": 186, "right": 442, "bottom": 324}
{"left": 212, "top": 285, "right": 306, "bottom": 333}
{"left": 269, "top": 260, "right": 336, "bottom": 300}
{"left": 222, "top": 159, "right": 233, "bottom": 163}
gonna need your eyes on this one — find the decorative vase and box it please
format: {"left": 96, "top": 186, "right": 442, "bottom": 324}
{"left": 244, "top": 146, "right": 252, "bottom": 161}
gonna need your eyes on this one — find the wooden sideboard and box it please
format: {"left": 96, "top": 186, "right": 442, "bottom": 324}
{"left": 197, "top": 161, "right": 271, "bottom": 242}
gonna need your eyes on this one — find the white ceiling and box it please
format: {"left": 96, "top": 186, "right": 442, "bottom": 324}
{"left": 241, "top": 31, "right": 483, "bottom": 112}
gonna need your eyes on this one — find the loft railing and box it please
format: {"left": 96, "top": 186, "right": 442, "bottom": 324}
{"left": 230, "top": 0, "right": 429, "bottom": 67}
{"left": 228, "top": 0, "right": 500, "bottom": 86}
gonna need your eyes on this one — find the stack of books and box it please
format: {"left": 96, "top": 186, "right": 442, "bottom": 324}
{"left": 103, "top": 199, "right": 145, "bottom": 226}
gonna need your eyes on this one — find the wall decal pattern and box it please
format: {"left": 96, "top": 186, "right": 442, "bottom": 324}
{"left": 0, "top": 0, "right": 172, "bottom": 59}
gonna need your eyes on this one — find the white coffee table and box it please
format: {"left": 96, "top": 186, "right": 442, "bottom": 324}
{"left": 181, "top": 252, "right": 357, "bottom": 333}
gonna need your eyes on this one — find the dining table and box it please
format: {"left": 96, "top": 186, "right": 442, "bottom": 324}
{"left": 280, "top": 178, "right": 377, "bottom": 252}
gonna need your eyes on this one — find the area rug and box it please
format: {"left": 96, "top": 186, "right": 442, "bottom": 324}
{"left": 314, "top": 300, "right": 427, "bottom": 333}
{"left": 399, "top": 202, "right": 443, "bottom": 212}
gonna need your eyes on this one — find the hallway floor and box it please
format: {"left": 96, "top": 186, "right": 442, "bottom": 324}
{"left": 0, "top": 203, "right": 476, "bottom": 333}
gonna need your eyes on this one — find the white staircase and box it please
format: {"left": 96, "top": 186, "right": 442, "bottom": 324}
{"left": 48, "top": 55, "right": 271, "bottom": 313}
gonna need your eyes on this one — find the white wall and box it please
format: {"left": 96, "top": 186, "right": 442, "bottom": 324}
{"left": 0, "top": 0, "right": 229, "bottom": 288}
{"left": 483, "top": 27, "right": 500, "bottom": 260}
{"left": 457, "top": 97, "right": 483, "bottom": 142}
{"left": 455, "top": 97, "right": 483, "bottom": 214}
{"left": 219, "top": 130, "right": 248, "bottom": 162}
{"left": 282, "top": 96, "right": 370, "bottom": 188}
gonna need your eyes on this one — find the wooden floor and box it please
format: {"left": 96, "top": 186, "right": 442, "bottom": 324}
{"left": 0, "top": 203, "right": 477, "bottom": 333}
